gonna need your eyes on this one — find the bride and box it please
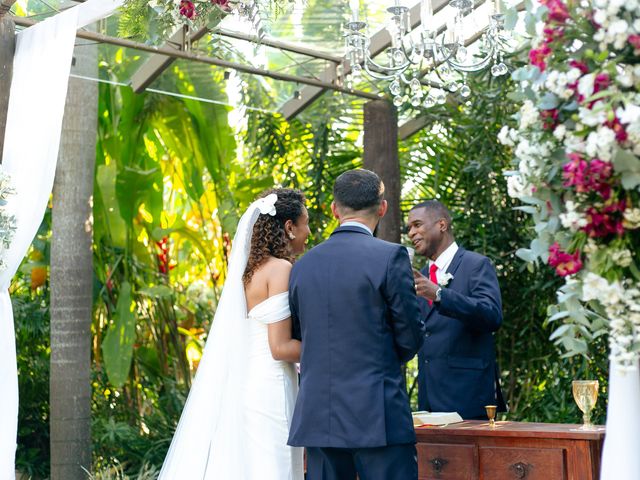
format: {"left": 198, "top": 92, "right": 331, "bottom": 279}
{"left": 159, "top": 189, "right": 310, "bottom": 479}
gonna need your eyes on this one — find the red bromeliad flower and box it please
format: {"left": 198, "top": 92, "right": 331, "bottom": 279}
{"left": 548, "top": 242, "right": 583, "bottom": 276}
{"left": 156, "top": 237, "right": 173, "bottom": 274}
{"left": 179, "top": 0, "right": 196, "bottom": 19}
{"left": 529, "top": 43, "right": 552, "bottom": 71}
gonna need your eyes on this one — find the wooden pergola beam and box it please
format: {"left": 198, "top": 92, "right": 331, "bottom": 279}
{"left": 11, "top": 16, "right": 379, "bottom": 100}
{"left": 279, "top": 0, "right": 452, "bottom": 120}
{"left": 131, "top": 26, "right": 208, "bottom": 93}
{"left": 131, "top": 26, "right": 343, "bottom": 94}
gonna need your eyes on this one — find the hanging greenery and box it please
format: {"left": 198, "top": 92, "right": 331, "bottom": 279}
{"left": 118, "top": 0, "right": 291, "bottom": 43}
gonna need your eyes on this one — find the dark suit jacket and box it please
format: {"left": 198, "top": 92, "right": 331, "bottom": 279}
{"left": 288, "top": 225, "right": 424, "bottom": 448}
{"left": 417, "top": 247, "right": 506, "bottom": 419}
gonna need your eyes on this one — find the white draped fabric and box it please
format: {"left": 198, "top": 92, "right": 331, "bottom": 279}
{"left": 0, "top": 1, "right": 122, "bottom": 476}
{"left": 600, "top": 361, "right": 640, "bottom": 480}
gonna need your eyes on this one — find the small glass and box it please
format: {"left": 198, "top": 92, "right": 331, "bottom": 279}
{"left": 485, "top": 405, "right": 497, "bottom": 428}
{"left": 572, "top": 380, "right": 599, "bottom": 430}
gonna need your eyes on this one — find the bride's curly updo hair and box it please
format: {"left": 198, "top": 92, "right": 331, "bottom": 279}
{"left": 243, "top": 188, "right": 306, "bottom": 285}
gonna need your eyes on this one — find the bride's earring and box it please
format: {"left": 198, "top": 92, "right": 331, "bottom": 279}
{"left": 288, "top": 232, "right": 296, "bottom": 240}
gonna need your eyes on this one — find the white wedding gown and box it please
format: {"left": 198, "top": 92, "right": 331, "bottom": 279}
{"left": 159, "top": 195, "right": 303, "bottom": 479}
{"left": 242, "top": 292, "right": 304, "bottom": 480}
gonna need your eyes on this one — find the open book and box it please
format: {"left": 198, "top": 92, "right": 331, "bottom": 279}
{"left": 412, "top": 411, "right": 463, "bottom": 427}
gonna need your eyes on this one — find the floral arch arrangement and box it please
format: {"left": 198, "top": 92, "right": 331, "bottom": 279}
{"left": 499, "top": 0, "right": 640, "bottom": 369}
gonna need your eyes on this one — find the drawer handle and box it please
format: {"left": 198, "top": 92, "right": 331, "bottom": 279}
{"left": 510, "top": 462, "right": 531, "bottom": 479}
{"left": 429, "top": 457, "right": 449, "bottom": 475}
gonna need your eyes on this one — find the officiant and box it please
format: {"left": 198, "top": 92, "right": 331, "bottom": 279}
{"left": 408, "top": 200, "right": 507, "bottom": 420}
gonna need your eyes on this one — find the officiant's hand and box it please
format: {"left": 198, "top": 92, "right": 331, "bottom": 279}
{"left": 413, "top": 269, "right": 438, "bottom": 301}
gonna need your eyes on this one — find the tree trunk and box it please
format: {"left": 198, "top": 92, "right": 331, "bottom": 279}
{"left": 363, "top": 99, "right": 401, "bottom": 243}
{"left": 0, "top": 16, "right": 15, "bottom": 164}
{"left": 50, "top": 38, "right": 97, "bottom": 479}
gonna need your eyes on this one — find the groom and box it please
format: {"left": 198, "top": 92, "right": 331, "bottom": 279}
{"left": 288, "top": 169, "right": 424, "bottom": 480}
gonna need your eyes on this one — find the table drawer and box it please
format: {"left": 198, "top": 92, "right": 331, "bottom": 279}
{"left": 417, "top": 443, "right": 476, "bottom": 480}
{"left": 479, "top": 446, "right": 566, "bottom": 480}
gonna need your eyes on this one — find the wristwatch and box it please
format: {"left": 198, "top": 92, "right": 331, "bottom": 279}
{"left": 434, "top": 287, "right": 442, "bottom": 303}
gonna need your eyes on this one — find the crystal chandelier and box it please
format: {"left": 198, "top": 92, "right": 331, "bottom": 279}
{"left": 344, "top": 0, "right": 511, "bottom": 108}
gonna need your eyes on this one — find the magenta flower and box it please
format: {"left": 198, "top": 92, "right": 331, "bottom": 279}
{"left": 529, "top": 43, "right": 552, "bottom": 71}
{"left": 629, "top": 34, "right": 640, "bottom": 52}
{"left": 212, "top": 0, "right": 230, "bottom": 9}
{"left": 569, "top": 59, "right": 589, "bottom": 75}
{"left": 548, "top": 243, "right": 583, "bottom": 277}
{"left": 583, "top": 200, "right": 626, "bottom": 238}
{"left": 541, "top": 0, "right": 570, "bottom": 24}
{"left": 593, "top": 73, "right": 610, "bottom": 94}
{"left": 541, "top": 108, "right": 559, "bottom": 130}
{"left": 606, "top": 116, "right": 629, "bottom": 144}
{"left": 179, "top": 0, "right": 196, "bottom": 18}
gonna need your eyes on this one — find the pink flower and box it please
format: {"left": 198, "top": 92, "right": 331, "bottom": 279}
{"left": 544, "top": 26, "right": 564, "bottom": 43}
{"left": 629, "top": 34, "right": 640, "bottom": 52}
{"left": 541, "top": 0, "right": 570, "bottom": 24}
{"left": 529, "top": 43, "right": 552, "bottom": 71}
{"left": 569, "top": 59, "right": 589, "bottom": 75}
{"left": 606, "top": 116, "right": 629, "bottom": 144}
{"left": 179, "top": 0, "right": 196, "bottom": 18}
{"left": 562, "top": 154, "right": 614, "bottom": 199}
{"left": 548, "top": 243, "right": 583, "bottom": 276}
{"left": 541, "top": 109, "right": 559, "bottom": 130}
{"left": 593, "top": 73, "right": 610, "bottom": 94}
{"left": 212, "top": 0, "right": 230, "bottom": 9}
{"left": 583, "top": 200, "right": 626, "bottom": 238}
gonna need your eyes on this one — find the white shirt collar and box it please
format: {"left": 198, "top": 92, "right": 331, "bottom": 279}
{"left": 341, "top": 221, "right": 373, "bottom": 236}
{"left": 430, "top": 241, "right": 459, "bottom": 273}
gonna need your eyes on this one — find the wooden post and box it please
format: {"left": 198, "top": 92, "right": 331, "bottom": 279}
{"left": 0, "top": 14, "right": 15, "bottom": 164}
{"left": 363, "top": 99, "right": 401, "bottom": 243}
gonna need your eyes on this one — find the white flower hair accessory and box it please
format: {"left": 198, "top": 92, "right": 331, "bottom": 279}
{"left": 256, "top": 193, "right": 277, "bottom": 217}
{"left": 439, "top": 273, "right": 454, "bottom": 287}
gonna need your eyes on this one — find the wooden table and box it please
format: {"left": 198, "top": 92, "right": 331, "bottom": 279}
{"left": 415, "top": 421, "right": 605, "bottom": 480}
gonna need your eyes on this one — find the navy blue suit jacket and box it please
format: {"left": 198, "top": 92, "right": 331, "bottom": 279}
{"left": 417, "top": 247, "right": 506, "bottom": 419}
{"left": 288, "top": 225, "right": 424, "bottom": 448}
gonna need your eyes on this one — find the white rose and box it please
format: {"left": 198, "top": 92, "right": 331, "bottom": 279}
{"left": 578, "top": 73, "right": 596, "bottom": 98}
{"left": 553, "top": 124, "right": 567, "bottom": 140}
{"left": 582, "top": 272, "right": 610, "bottom": 302}
{"left": 498, "top": 125, "right": 515, "bottom": 146}
{"left": 623, "top": 207, "right": 640, "bottom": 228}
{"left": 616, "top": 104, "right": 640, "bottom": 124}
{"left": 579, "top": 102, "right": 607, "bottom": 127}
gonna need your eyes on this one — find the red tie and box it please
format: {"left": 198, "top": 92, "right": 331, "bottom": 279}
{"left": 428, "top": 263, "right": 438, "bottom": 306}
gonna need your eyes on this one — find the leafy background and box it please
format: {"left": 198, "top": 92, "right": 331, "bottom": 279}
{"left": 11, "top": 11, "right": 608, "bottom": 480}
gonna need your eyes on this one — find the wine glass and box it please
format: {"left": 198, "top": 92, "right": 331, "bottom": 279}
{"left": 572, "top": 380, "right": 599, "bottom": 430}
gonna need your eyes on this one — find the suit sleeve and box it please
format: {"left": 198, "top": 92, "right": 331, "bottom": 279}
{"left": 437, "top": 256, "right": 502, "bottom": 333}
{"left": 383, "top": 247, "right": 425, "bottom": 363}
{"left": 289, "top": 270, "right": 301, "bottom": 341}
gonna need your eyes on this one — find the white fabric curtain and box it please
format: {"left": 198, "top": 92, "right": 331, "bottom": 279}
{"left": 601, "top": 361, "right": 640, "bottom": 479}
{"left": 0, "top": 1, "right": 122, "bottom": 476}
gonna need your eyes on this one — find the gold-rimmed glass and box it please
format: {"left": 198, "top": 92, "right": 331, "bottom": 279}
{"left": 572, "top": 380, "right": 599, "bottom": 430}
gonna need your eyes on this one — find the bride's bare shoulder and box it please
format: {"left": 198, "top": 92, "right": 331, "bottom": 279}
{"left": 261, "top": 257, "right": 292, "bottom": 277}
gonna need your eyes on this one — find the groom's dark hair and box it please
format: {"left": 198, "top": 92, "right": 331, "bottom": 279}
{"left": 333, "top": 169, "right": 385, "bottom": 213}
